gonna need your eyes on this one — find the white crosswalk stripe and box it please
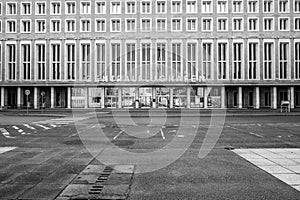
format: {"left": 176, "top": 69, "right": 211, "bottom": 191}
{"left": 35, "top": 124, "right": 51, "bottom": 130}
{"left": 23, "top": 124, "right": 36, "bottom": 130}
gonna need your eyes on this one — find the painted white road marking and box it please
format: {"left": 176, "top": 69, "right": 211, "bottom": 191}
{"left": 35, "top": 124, "right": 51, "bottom": 130}
{"left": 23, "top": 124, "right": 36, "bottom": 130}
{"left": 0, "top": 128, "right": 16, "bottom": 139}
{"left": 160, "top": 128, "right": 165, "bottom": 140}
{"left": 178, "top": 135, "right": 185, "bottom": 138}
{"left": 0, "top": 147, "right": 17, "bottom": 154}
{"left": 113, "top": 131, "right": 123, "bottom": 140}
{"left": 12, "top": 126, "right": 19, "bottom": 130}
{"left": 228, "top": 125, "right": 264, "bottom": 138}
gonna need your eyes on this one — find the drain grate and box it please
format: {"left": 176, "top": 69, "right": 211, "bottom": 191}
{"left": 89, "top": 185, "right": 104, "bottom": 194}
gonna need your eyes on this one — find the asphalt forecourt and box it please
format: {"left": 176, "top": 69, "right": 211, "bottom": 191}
{"left": 0, "top": 111, "right": 299, "bottom": 199}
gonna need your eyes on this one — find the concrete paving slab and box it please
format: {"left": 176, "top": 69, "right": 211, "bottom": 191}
{"left": 246, "top": 158, "right": 276, "bottom": 166}
{"left": 73, "top": 174, "right": 100, "bottom": 184}
{"left": 113, "top": 165, "right": 135, "bottom": 174}
{"left": 272, "top": 174, "right": 300, "bottom": 186}
{"left": 81, "top": 165, "right": 106, "bottom": 174}
{"left": 268, "top": 158, "right": 299, "bottom": 166}
{"left": 292, "top": 185, "right": 300, "bottom": 192}
{"left": 100, "top": 184, "right": 130, "bottom": 198}
{"left": 284, "top": 166, "right": 300, "bottom": 173}
{"left": 239, "top": 153, "right": 264, "bottom": 159}
{"left": 258, "top": 165, "right": 294, "bottom": 174}
{"left": 59, "top": 184, "right": 90, "bottom": 198}
{"left": 105, "top": 173, "right": 132, "bottom": 185}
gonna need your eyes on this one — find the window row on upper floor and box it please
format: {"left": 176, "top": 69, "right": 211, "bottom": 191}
{"left": 1, "top": 0, "right": 300, "bottom": 16}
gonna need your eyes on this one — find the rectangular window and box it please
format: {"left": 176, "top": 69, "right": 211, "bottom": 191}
{"left": 0, "top": 3, "right": 2, "bottom": 15}
{"left": 126, "top": 1, "right": 136, "bottom": 14}
{"left": 202, "top": 0, "right": 212, "bottom": 13}
{"left": 0, "top": 21, "right": 2, "bottom": 33}
{"left": 141, "top": 19, "right": 151, "bottom": 32}
{"left": 36, "top": 2, "right": 46, "bottom": 15}
{"left": 7, "top": 3, "right": 17, "bottom": 15}
{"left": 217, "top": 0, "right": 228, "bottom": 13}
{"left": 81, "top": 44, "right": 91, "bottom": 80}
{"left": 217, "top": 18, "right": 227, "bottom": 31}
{"left": 6, "top": 20, "right": 16, "bottom": 33}
{"left": 157, "top": 43, "right": 166, "bottom": 79}
{"left": 126, "top": 44, "right": 136, "bottom": 80}
{"left": 233, "top": 18, "right": 243, "bottom": 31}
{"left": 295, "top": 18, "right": 300, "bottom": 30}
{"left": 66, "top": 2, "right": 76, "bottom": 14}
{"left": 187, "top": 43, "right": 196, "bottom": 80}
{"left": 7, "top": 44, "right": 16, "bottom": 80}
{"left": 51, "top": 20, "right": 61, "bottom": 32}
{"left": 81, "top": 1, "right": 91, "bottom": 14}
{"left": 81, "top": 19, "right": 91, "bottom": 32}
{"left": 202, "top": 18, "right": 212, "bottom": 31}
{"left": 233, "top": 43, "right": 243, "bottom": 80}
{"left": 279, "top": 0, "right": 289, "bottom": 12}
{"left": 66, "top": 44, "right": 75, "bottom": 80}
{"left": 141, "top": 1, "right": 151, "bottom": 13}
{"left": 21, "top": 20, "right": 31, "bottom": 33}
{"left": 66, "top": 20, "right": 76, "bottom": 32}
{"left": 233, "top": 0, "right": 243, "bottom": 13}
{"left": 187, "top": 19, "right": 197, "bottom": 31}
{"left": 203, "top": 43, "right": 212, "bottom": 80}
{"left": 36, "top": 20, "right": 46, "bottom": 33}
{"left": 263, "top": 0, "right": 273, "bottom": 12}
{"left": 51, "top": 44, "right": 61, "bottom": 80}
{"left": 111, "top": 2, "right": 121, "bottom": 14}
{"left": 172, "top": 44, "right": 181, "bottom": 79}
{"left": 141, "top": 43, "right": 151, "bottom": 80}
{"left": 126, "top": 19, "right": 136, "bottom": 32}
{"left": 96, "top": 19, "right": 106, "bottom": 32}
{"left": 249, "top": 18, "right": 258, "bottom": 31}
{"left": 248, "top": 0, "right": 258, "bottom": 13}
{"left": 22, "top": 3, "right": 31, "bottom": 15}
{"left": 264, "top": 18, "right": 274, "bottom": 31}
{"left": 157, "top": 19, "right": 166, "bottom": 31}
{"left": 36, "top": 44, "right": 46, "bottom": 80}
{"left": 51, "top": 2, "right": 61, "bottom": 15}
{"left": 172, "top": 19, "right": 182, "bottom": 31}
{"left": 96, "top": 43, "right": 105, "bottom": 80}
{"left": 296, "top": 0, "right": 300, "bottom": 12}
{"left": 157, "top": 1, "right": 166, "bottom": 13}
{"left": 248, "top": 42, "right": 258, "bottom": 79}
{"left": 111, "top": 44, "right": 121, "bottom": 79}
{"left": 111, "top": 19, "right": 121, "bottom": 32}
{"left": 171, "top": 1, "right": 182, "bottom": 13}
{"left": 264, "top": 42, "right": 274, "bottom": 79}
{"left": 96, "top": 1, "right": 106, "bottom": 14}
{"left": 218, "top": 43, "right": 227, "bottom": 79}
{"left": 279, "top": 18, "right": 289, "bottom": 31}
{"left": 279, "top": 43, "right": 289, "bottom": 79}
{"left": 295, "top": 42, "right": 300, "bottom": 79}
{"left": 187, "top": 1, "right": 197, "bottom": 13}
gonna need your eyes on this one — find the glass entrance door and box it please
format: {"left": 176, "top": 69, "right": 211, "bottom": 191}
{"left": 139, "top": 87, "right": 152, "bottom": 108}
{"left": 156, "top": 88, "right": 170, "bottom": 108}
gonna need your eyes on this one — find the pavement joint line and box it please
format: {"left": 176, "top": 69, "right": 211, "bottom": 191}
{"left": 113, "top": 130, "right": 123, "bottom": 140}
{"left": 160, "top": 128, "right": 165, "bottom": 140}
{"left": 227, "top": 125, "right": 264, "bottom": 138}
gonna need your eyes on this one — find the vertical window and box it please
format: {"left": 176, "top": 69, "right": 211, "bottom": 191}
{"left": 202, "top": 0, "right": 212, "bottom": 13}
{"left": 202, "top": 18, "right": 212, "bottom": 31}
{"left": 0, "top": 45, "right": 1, "bottom": 80}
{"left": 51, "top": 44, "right": 61, "bottom": 80}
{"left": 264, "top": 42, "right": 274, "bottom": 79}
{"left": 279, "top": 43, "right": 289, "bottom": 79}
{"left": 126, "top": 19, "right": 136, "bottom": 32}
{"left": 295, "top": 42, "right": 300, "bottom": 79}
{"left": 217, "top": 0, "right": 228, "bottom": 13}
{"left": 81, "top": 44, "right": 91, "bottom": 80}
{"left": 7, "top": 3, "right": 17, "bottom": 15}
{"left": 264, "top": 18, "right": 274, "bottom": 31}
{"left": 141, "top": 19, "right": 151, "bottom": 32}
{"left": 111, "top": 2, "right": 121, "bottom": 14}
{"left": 187, "top": 19, "right": 197, "bottom": 31}
{"left": 111, "top": 44, "right": 121, "bottom": 79}
{"left": 187, "top": 1, "right": 197, "bottom": 13}
{"left": 81, "top": 1, "right": 91, "bottom": 14}
{"left": 157, "top": 19, "right": 166, "bottom": 31}
{"left": 37, "top": 44, "right": 46, "bottom": 80}
{"left": 51, "top": 2, "right": 61, "bottom": 15}
{"left": 6, "top": 20, "right": 16, "bottom": 33}
{"left": 7, "top": 44, "right": 16, "bottom": 80}
{"left": 233, "top": 18, "right": 243, "bottom": 31}
{"left": 279, "top": 18, "right": 289, "bottom": 31}
{"left": 263, "top": 0, "right": 273, "bottom": 12}
{"left": 0, "top": 21, "right": 1, "bottom": 33}
{"left": 172, "top": 44, "right": 181, "bottom": 79}
{"left": 81, "top": 19, "right": 91, "bottom": 32}
{"left": 96, "top": 19, "right": 106, "bottom": 32}
{"left": 141, "top": 1, "right": 151, "bottom": 14}
{"left": 126, "top": 44, "right": 136, "bottom": 80}
{"left": 51, "top": 20, "right": 61, "bottom": 32}
{"left": 218, "top": 43, "right": 227, "bottom": 79}
{"left": 248, "top": 0, "right": 258, "bottom": 13}
{"left": 157, "top": 1, "right": 166, "bottom": 13}
{"left": 36, "top": 2, "right": 46, "bottom": 15}
{"left": 66, "top": 2, "right": 76, "bottom": 14}
{"left": 295, "top": 18, "right": 300, "bottom": 30}
{"left": 22, "top": 3, "right": 31, "bottom": 15}
{"left": 96, "top": 1, "right": 106, "bottom": 14}
{"left": 96, "top": 43, "right": 105, "bottom": 80}
{"left": 295, "top": 0, "right": 300, "bottom": 12}
{"left": 36, "top": 20, "right": 46, "bottom": 33}
{"left": 0, "top": 3, "right": 2, "bottom": 15}
{"left": 66, "top": 19, "right": 76, "bottom": 32}
{"left": 203, "top": 43, "right": 212, "bottom": 80}
{"left": 66, "top": 44, "right": 75, "bottom": 80}
{"left": 233, "top": 0, "right": 243, "bottom": 13}
{"left": 233, "top": 43, "right": 243, "bottom": 80}
{"left": 217, "top": 18, "right": 227, "bottom": 31}
{"left": 157, "top": 43, "right": 166, "bottom": 79}
{"left": 172, "top": 19, "right": 182, "bottom": 31}
{"left": 141, "top": 44, "right": 151, "bottom": 80}
{"left": 171, "top": 1, "right": 182, "bottom": 13}
{"left": 279, "top": 0, "right": 289, "bottom": 12}
{"left": 111, "top": 19, "right": 121, "bottom": 32}
{"left": 249, "top": 18, "right": 258, "bottom": 31}
{"left": 126, "top": 1, "right": 136, "bottom": 14}
{"left": 248, "top": 42, "right": 258, "bottom": 79}
{"left": 21, "top": 20, "right": 31, "bottom": 33}
{"left": 187, "top": 43, "right": 196, "bottom": 80}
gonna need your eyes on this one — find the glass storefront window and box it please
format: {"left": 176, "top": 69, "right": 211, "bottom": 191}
{"left": 191, "top": 87, "right": 204, "bottom": 108}
{"left": 139, "top": 87, "right": 152, "bottom": 107}
{"left": 173, "top": 87, "right": 187, "bottom": 108}
{"left": 156, "top": 87, "right": 170, "bottom": 108}
{"left": 105, "top": 87, "right": 118, "bottom": 108}
{"left": 72, "top": 87, "right": 85, "bottom": 108}
{"left": 89, "top": 88, "right": 103, "bottom": 108}
{"left": 207, "top": 87, "right": 221, "bottom": 108}
{"left": 122, "top": 87, "right": 135, "bottom": 108}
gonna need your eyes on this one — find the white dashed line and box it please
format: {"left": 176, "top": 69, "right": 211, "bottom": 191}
{"left": 113, "top": 131, "right": 123, "bottom": 140}
{"left": 160, "top": 128, "right": 165, "bottom": 140}
{"left": 35, "top": 124, "right": 51, "bottom": 130}
{"left": 23, "top": 124, "right": 36, "bottom": 130}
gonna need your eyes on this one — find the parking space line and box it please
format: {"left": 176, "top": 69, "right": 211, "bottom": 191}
{"left": 113, "top": 131, "right": 123, "bottom": 140}
{"left": 160, "top": 128, "right": 165, "bottom": 140}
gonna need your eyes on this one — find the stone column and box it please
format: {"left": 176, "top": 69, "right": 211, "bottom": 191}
{"left": 67, "top": 87, "right": 71, "bottom": 109}
{"left": 290, "top": 86, "right": 295, "bottom": 109}
{"left": 51, "top": 87, "right": 55, "bottom": 108}
{"left": 255, "top": 87, "right": 260, "bottom": 109}
{"left": 187, "top": 87, "right": 191, "bottom": 108}
{"left": 17, "top": 87, "right": 22, "bottom": 108}
{"left": 272, "top": 87, "right": 277, "bottom": 109}
{"left": 0, "top": 87, "right": 4, "bottom": 108}
{"left": 152, "top": 88, "right": 156, "bottom": 108}
{"left": 118, "top": 88, "right": 122, "bottom": 108}
{"left": 170, "top": 88, "right": 174, "bottom": 108}
{"left": 238, "top": 87, "right": 243, "bottom": 109}
{"left": 204, "top": 87, "right": 208, "bottom": 109}
{"left": 221, "top": 86, "right": 226, "bottom": 109}
{"left": 84, "top": 87, "right": 88, "bottom": 108}
{"left": 34, "top": 87, "right": 38, "bottom": 109}
{"left": 101, "top": 88, "right": 105, "bottom": 108}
